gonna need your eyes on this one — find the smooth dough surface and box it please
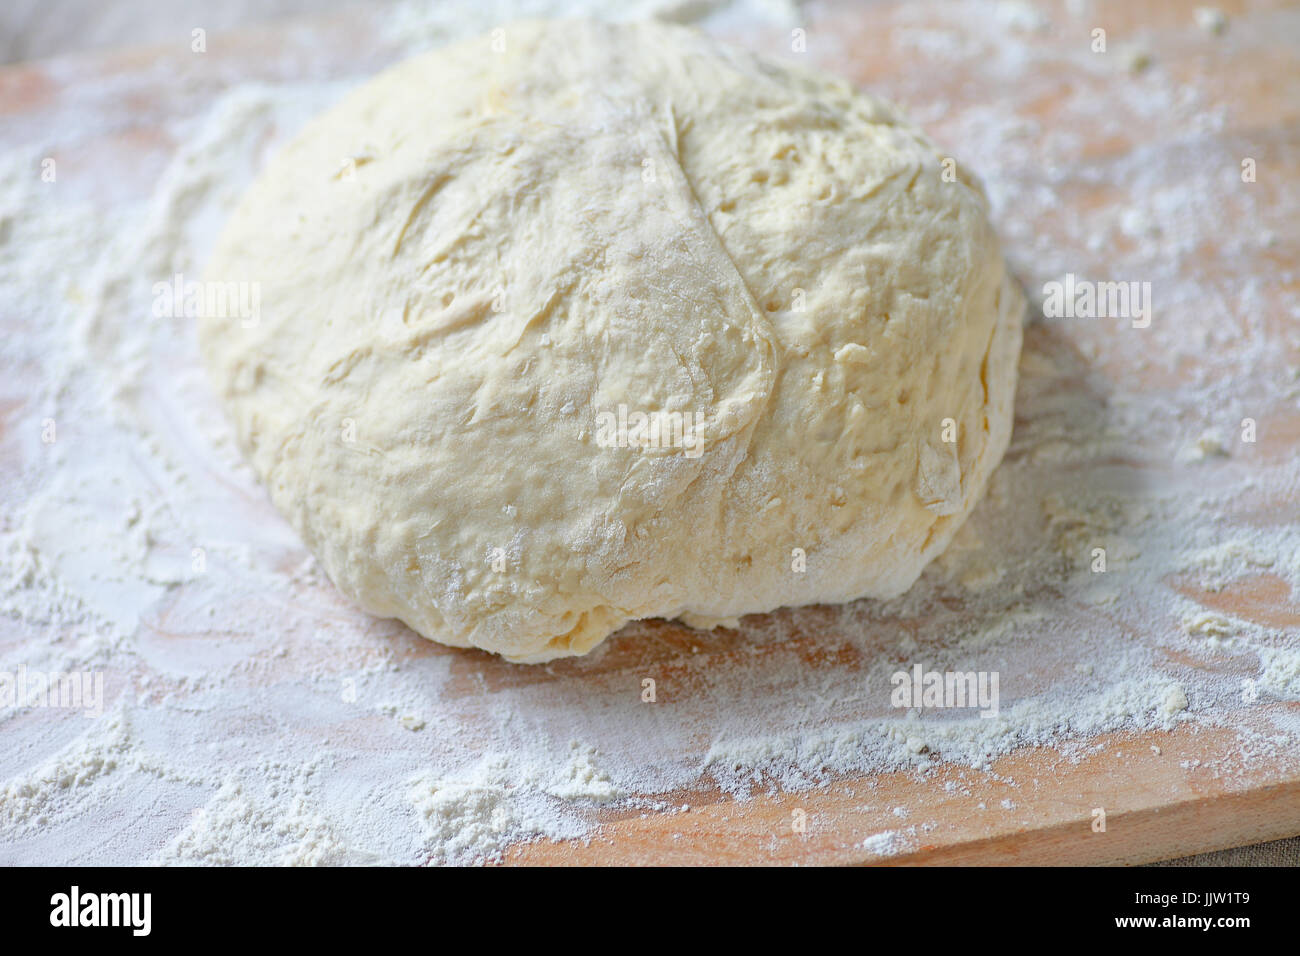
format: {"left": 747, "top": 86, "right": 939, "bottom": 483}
{"left": 200, "top": 19, "right": 1025, "bottom": 662}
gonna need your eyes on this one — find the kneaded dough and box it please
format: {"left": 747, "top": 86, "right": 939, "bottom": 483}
{"left": 200, "top": 19, "right": 1024, "bottom": 662}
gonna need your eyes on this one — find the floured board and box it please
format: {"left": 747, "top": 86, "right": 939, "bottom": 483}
{"left": 0, "top": 0, "right": 1297, "bottom": 866}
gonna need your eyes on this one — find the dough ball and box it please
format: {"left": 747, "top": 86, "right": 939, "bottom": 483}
{"left": 200, "top": 19, "right": 1024, "bottom": 662}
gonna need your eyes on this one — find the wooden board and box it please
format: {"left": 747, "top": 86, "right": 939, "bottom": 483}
{"left": 2, "top": 0, "right": 1298, "bottom": 865}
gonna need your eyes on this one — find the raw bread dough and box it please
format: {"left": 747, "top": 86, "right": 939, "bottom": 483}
{"left": 199, "top": 19, "right": 1024, "bottom": 662}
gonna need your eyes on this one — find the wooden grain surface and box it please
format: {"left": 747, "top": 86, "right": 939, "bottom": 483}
{"left": 2, "top": 0, "right": 1298, "bottom": 865}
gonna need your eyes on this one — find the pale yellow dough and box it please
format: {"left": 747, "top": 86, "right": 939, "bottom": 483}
{"left": 200, "top": 19, "right": 1024, "bottom": 662}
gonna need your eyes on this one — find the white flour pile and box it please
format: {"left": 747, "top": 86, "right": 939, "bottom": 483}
{"left": 1, "top": 0, "right": 1298, "bottom": 865}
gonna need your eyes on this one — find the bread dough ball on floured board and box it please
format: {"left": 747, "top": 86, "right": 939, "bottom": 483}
{"left": 200, "top": 19, "right": 1024, "bottom": 662}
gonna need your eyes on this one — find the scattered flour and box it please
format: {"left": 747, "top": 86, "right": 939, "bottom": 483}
{"left": 0, "top": 0, "right": 1297, "bottom": 865}
{"left": 1195, "top": 7, "right": 1228, "bottom": 36}
{"left": 860, "top": 830, "right": 903, "bottom": 856}
{"left": 159, "top": 776, "right": 374, "bottom": 866}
